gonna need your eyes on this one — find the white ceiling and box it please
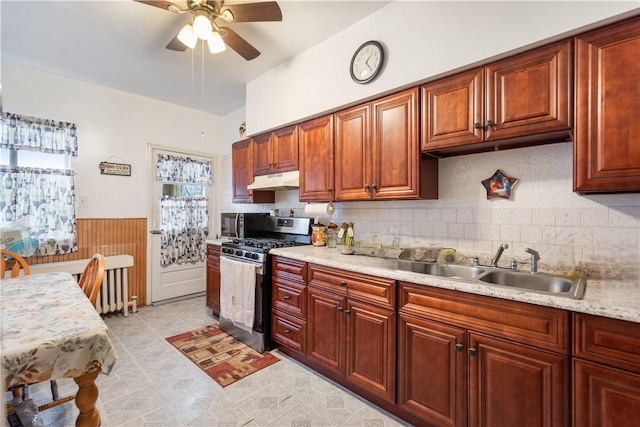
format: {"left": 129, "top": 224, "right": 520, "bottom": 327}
{"left": 1, "top": 0, "right": 391, "bottom": 117}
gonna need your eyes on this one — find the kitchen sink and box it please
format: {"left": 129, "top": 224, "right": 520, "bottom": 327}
{"left": 398, "top": 260, "right": 485, "bottom": 280}
{"left": 477, "top": 270, "right": 586, "bottom": 299}
{"left": 395, "top": 258, "right": 586, "bottom": 299}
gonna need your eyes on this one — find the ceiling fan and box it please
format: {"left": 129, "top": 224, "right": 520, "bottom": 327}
{"left": 135, "top": 0, "right": 282, "bottom": 60}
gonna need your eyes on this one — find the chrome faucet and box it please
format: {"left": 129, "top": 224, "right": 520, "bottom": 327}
{"left": 525, "top": 248, "right": 540, "bottom": 273}
{"left": 491, "top": 243, "right": 509, "bottom": 267}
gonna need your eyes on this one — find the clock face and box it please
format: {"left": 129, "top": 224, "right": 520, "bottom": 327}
{"left": 350, "top": 41, "right": 384, "bottom": 84}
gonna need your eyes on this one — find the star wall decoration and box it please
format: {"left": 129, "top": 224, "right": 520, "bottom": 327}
{"left": 482, "top": 169, "right": 518, "bottom": 200}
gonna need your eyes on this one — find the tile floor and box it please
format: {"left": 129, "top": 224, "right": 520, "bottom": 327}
{"left": 14, "top": 296, "right": 410, "bottom": 426}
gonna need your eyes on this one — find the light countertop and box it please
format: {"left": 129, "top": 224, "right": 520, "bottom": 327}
{"left": 269, "top": 245, "right": 640, "bottom": 324}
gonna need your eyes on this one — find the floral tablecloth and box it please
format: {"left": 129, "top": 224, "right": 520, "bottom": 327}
{"left": 1, "top": 272, "right": 118, "bottom": 387}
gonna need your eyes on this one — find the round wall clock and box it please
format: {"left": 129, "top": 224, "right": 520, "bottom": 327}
{"left": 350, "top": 40, "right": 384, "bottom": 84}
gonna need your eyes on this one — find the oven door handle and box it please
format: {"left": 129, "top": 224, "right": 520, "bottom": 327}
{"left": 235, "top": 213, "right": 240, "bottom": 238}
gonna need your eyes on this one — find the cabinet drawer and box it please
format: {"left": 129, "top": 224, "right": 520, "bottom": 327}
{"left": 273, "top": 256, "right": 307, "bottom": 283}
{"left": 573, "top": 313, "right": 640, "bottom": 374}
{"left": 272, "top": 278, "right": 306, "bottom": 319}
{"left": 272, "top": 310, "right": 306, "bottom": 353}
{"left": 309, "top": 264, "right": 395, "bottom": 309}
{"left": 399, "top": 282, "right": 569, "bottom": 354}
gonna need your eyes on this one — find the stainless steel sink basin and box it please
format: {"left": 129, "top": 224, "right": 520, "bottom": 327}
{"left": 478, "top": 270, "right": 586, "bottom": 299}
{"left": 395, "top": 258, "right": 586, "bottom": 299}
{"left": 398, "top": 260, "right": 485, "bottom": 280}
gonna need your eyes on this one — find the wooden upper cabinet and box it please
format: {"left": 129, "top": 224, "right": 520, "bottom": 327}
{"left": 299, "top": 115, "right": 334, "bottom": 202}
{"left": 232, "top": 139, "right": 253, "bottom": 203}
{"left": 574, "top": 17, "right": 640, "bottom": 193}
{"left": 252, "top": 124, "right": 299, "bottom": 176}
{"left": 334, "top": 103, "right": 371, "bottom": 201}
{"left": 422, "top": 40, "right": 572, "bottom": 155}
{"left": 335, "top": 88, "right": 438, "bottom": 201}
{"left": 231, "top": 139, "right": 275, "bottom": 204}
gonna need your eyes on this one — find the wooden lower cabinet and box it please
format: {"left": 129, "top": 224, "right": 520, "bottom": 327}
{"left": 468, "top": 333, "right": 568, "bottom": 427}
{"left": 398, "top": 313, "right": 467, "bottom": 427}
{"left": 572, "top": 312, "right": 640, "bottom": 427}
{"left": 573, "top": 359, "right": 640, "bottom": 427}
{"left": 305, "top": 265, "right": 397, "bottom": 404}
{"left": 271, "top": 256, "right": 308, "bottom": 354}
{"left": 205, "top": 244, "right": 220, "bottom": 316}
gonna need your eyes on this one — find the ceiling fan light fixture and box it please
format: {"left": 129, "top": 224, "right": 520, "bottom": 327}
{"left": 177, "top": 24, "right": 197, "bottom": 49}
{"left": 193, "top": 14, "right": 213, "bottom": 40}
{"left": 207, "top": 31, "right": 227, "bottom": 54}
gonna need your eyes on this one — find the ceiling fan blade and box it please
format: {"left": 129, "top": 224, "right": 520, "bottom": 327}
{"left": 220, "top": 1, "right": 282, "bottom": 22}
{"left": 134, "top": 0, "right": 181, "bottom": 11}
{"left": 166, "top": 34, "right": 188, "bottom": 51}
{"left": 220, "top": 26, "right": 260, "bottom": 60}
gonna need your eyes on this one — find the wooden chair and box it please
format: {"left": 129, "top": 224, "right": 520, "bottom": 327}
{"left": 41, "top": 254, "right": 106, "bottom": 411}
{"left": 1, "top": 249, "right": 31, "bottom": 278}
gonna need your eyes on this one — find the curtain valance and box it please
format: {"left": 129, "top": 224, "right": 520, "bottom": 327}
{"left": 1, "top": 112, "right": 78, "bottom": 156}
{"left": 156, "top": 154, "right": 212, "bottom": 185}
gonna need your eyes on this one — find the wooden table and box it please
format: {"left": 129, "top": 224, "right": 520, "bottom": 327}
{"left": 1, "top": 272, "right": 118, "bottom": 426}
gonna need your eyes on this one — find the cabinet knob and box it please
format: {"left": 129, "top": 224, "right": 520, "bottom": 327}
{"left": 364, "top": 184, "right": 370, "bottom": 191}
{"left": 455, "top": 343, "right": 463, "bottom": 352}
{"left": 337, "top": 306, "right": 344, "bottom": 312}
{"left": 340, "top": 281, "right": 347, "bottom": 287}
{"left": 283, "top": 329, "right": 290, "bottom": 334}
{"left": 283, "top": 295, "right": 290, "bottom": 300}
{"left": 473, "top": 122, "right": 483, "bottom": 129}
{"left": 485, "top": 120, "right": 495, "bottom": 127}
{"left": 469, "top": 348, "right": 477, "bottom": 356}
{"left": 284, "top": 268, "right": 290, "bottom": 272}
{"left": 372, "top": 184, "right": 377, "bottom": 192}
{"left": 344, "top": 309, "right": 351, "bottom": 315}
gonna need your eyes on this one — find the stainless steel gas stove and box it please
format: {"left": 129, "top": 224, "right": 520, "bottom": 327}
{"left": 219, "top": 216, "right": 312, "bottom": 352}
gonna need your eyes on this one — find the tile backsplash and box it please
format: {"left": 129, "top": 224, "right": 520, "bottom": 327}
{"left": 220, "top": 142, "right": 640, "bottom": 278}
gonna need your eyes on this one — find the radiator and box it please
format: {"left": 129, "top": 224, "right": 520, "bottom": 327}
{"left": 29, "top": 254, "right": 136, "bottom": 316}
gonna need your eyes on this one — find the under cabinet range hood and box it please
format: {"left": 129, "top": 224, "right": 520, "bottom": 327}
{"left": 247, "top": 170, "right": 300, "bottom": 191}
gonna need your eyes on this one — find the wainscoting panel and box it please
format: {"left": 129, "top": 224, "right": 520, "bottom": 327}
{"left": 26, "top": 218, "right": 148, "bottom": 307}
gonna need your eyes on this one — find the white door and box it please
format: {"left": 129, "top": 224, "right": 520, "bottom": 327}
{"left": 149, "top": 146, "right": 215, "bottom": 303}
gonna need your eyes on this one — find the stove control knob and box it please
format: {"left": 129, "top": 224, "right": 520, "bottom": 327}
{"left": 244, "top": 252, "right": 252, "bottom": 258}
{"left": 235, "top": 250, "right": 243, "bottom": 256}
{"left": 251, "top": 253, "right": 259, "bottom": 260}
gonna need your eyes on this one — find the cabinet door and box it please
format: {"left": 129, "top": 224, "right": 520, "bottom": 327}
{"left": 574, "top": 17, "right": 640, "bottom": 193}
{"left": 573, "top": 359, "right": 640, "bottom": 427}
{"left": 484, "top": 40, "right": 572, "bottom": 142}
{"left": 252, "top": 132, "right": 273, "bottom": 176}
{"left": 232, "top": 139, "right": 253, "bottom": 203}
{"left": 272, "top": 125, "right": 299, "bottom": 173}
{"left": 398, "top": 313, "right": 466, "bottom": 427}
{"left": 307, "top": 287, "right": 345, "bottom": 375}
{"left": 469, "top": 333, "right": 568, "bottom": 427}
{"left": 371, "top": 87, "right": 421, "bottom": 199}
{"left": 334, "top": 103, "right": 371, "bottom": 201}
{"left": 345, "top": 299, "right": 396, "bottom": 403}
{"left": 421, "top": 68, "right": 484, "bottom": 151}
{"left": 206, "top": 248, "right": 220, "bottom": 316}
{"left": 299, "top": 115, "right": 335, "bottom": 202}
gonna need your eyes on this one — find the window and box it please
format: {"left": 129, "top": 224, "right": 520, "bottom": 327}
{"left": 0, "top": 113, "right": 78, "bottom": 256}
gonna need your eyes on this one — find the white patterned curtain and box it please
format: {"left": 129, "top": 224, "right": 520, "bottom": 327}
{"left": 159, "top": 197, "right": 209, "bottom": 266}
{"left": 156, "top": 154, "right": 212, "bottom": 185}
{"left": 0, "top": 113, "right": 78, "bottom": 256}
{"left": 1, "top": 112, "right": 78, "bottom": 155}
{"left": 156, "top": 154, "right": 212, "bottom": 266}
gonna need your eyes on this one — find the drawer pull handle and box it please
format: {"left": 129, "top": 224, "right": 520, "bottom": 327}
{"left": 340, "top": 281, "right": 347, "bottom": 287}
{"left": 283, "top": 295, "right": 291, "bottom": 300}
{"left": 283, "top": 329, "right": 290, "bottom": 334}
{"left": 469, "top": 348, "right": 477, "bottom": 356}
{"left": 284, "top": 268, "right": 290, "bottom": 272}
{"left": 344, "top": 309, "right": 351, "bottom": 315}
{"left": 337, "top": 306, "right": 344, "bottom": 312}
{"left": 455, "top": 344, "right": 463, "bottom": 352}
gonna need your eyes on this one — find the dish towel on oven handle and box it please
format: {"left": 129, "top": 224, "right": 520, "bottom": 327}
{"left": 219, "top": 256, "right": 256, "bottom": 332}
